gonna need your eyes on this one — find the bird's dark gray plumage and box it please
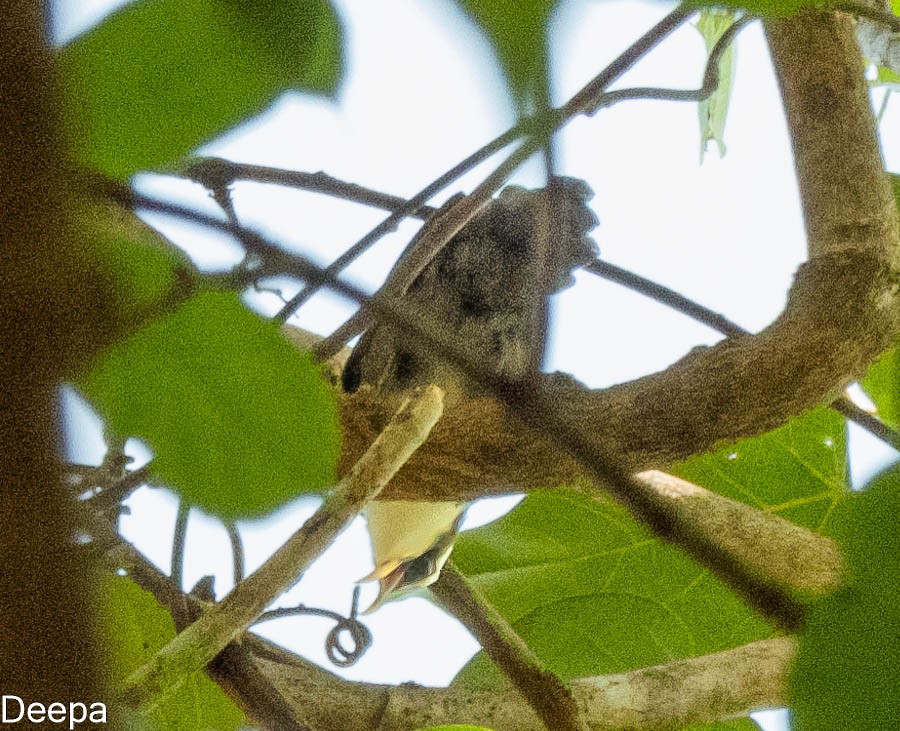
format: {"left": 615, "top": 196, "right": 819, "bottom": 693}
{"left": 342, "top": 177, "right": 599, "bottom": 400}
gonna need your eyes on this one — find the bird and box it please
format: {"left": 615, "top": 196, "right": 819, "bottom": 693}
{"left": 343, "top": 176, "right": 600, "bottom": 613}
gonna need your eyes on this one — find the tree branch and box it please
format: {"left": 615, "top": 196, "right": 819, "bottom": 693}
{"left": 183, "top": 158, "right": 438, "bottom": 219}
{"left": 91, "top": 503, "right": 800, "bottom": 730}
{"left": 766, "top": 10, "right": 899, "bottom": 262}
{"left": 118, "top": 385, "right": 445, "bottom": 710}
{"left": 431, "top": 561, "right": 585, "bottom": 731}
{"left": 87, "top": 513, "right": 313, "bottom": 730}
{"left": 584, "top": 260, "right": 900, "bottom": 451}
{"left": 258, "top": 636, "right": 796, "bottom": 730}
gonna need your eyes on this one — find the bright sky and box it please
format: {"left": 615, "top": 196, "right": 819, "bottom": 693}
{"left": 53, "top": 1, "right": 900, "bottom": 729}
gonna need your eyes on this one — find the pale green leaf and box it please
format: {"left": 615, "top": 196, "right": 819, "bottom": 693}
{"left": 696, "top": 9, "right": 738, "bottom": 161}
{"left": 453, "top": 0, "right": 556, "bottom": 111}
{"left": 452, "top": 408, "right": 847, "bottom": 688}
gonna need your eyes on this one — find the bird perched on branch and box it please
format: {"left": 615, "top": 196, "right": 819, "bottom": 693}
{"left": 343, "top": 177, "right": 599, "bottom": 613}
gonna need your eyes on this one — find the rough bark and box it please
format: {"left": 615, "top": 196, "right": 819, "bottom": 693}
{"left": 0, "top": 0, "right": 110, "bottom": 710}
{"left": 258, "top": 636, "right": 796, "bottom": 731}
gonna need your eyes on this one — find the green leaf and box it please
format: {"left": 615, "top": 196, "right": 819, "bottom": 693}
{"left": 77, "top": 201, "right": 192, "bottom": 337}
{"left": 452, "top": 408, "right": 847, "bottom": 688}
{"left": 60, "top": 0, "right": 343, "bottom": 178}
{"left": 81, "top": 290, "right": 341, "bottom": 519}
{"left": 686, "top": 0, "right": 824, "bottom": 16}
{"left": 673, "top": 407, "right": 848, "bottom": 530}
{"left": 792, "top": 466, "right": 900, "bottom": 729}
{"left": 453, "top": 0, "right": 556, "bottom": 111}
{"left": 416, "top": 726, "right": 496, "bottom": 731}
{"left": 861, "top": 347, "right": 900, "bottom": 430}
{"left": 873, "top": 66, "right": 900, "bottom": 86}
{"left": 452, "top": 489, "right": 770, "bottom": 687}
{"left": 101, "top": 574, "right": 245, "bottom": 730}
{"left": 695, "top": 9, "right": 738, "bottom": 161}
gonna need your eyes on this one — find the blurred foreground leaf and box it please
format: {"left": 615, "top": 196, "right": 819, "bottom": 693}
{"left": 792, "top": 466, "right": 900, "bottom": 729}
{"left": 82, "top": 291, "right": 341, "bottom": 519}
{"left": 60, "top": 0, "right": 343, "bottom": 177}
{"left": 454, "top": 0, "right": 556, "bottom": 111}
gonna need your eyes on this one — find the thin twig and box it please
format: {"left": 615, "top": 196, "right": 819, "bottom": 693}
{"left": 83, "top": 463, "right": 153, "bottom": 512}
{"left": 876, "top": 89, "right": 893, "bottom": 124}
{"left": 171, "top": 500, "right": 190, "bottom": 590}
{"left": 432, "top": 561, "right": 585, "bottom": 731}
{"left": 269, "top": 5, "right": 694, "bottom": 327}
{"left": 184, "top": 159, "right": 438, "bottom": 219}
{"left": 523, "top": 134, "right": 558, "bottom": 374}
{"left": 584, "top": 260, "right": 747, "bottom": 337}
{"left": 119, "top": 385, "right": 445, "bottom": 710}
{"left": 831, "top": 397, "right": 900, "bottom": 450}
{"left": 590, "top": 15, "right": 753, "bottom": 113}
{"left": 225, "top": 521, "right": 244, "bottom": 586}
{"left": 584, "top": 259, "right": 900, "bottom": 450}
{"left": 254, "top": 589, "right": 373, "bottom": 667}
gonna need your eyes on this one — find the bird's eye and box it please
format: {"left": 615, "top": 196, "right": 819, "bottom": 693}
{"left": 399, "top": 550, "right": 437, "bottom": 587}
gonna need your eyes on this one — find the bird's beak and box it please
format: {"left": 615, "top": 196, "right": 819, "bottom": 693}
{"left": 358, "top": 559, "right": 408, "bottom": 614}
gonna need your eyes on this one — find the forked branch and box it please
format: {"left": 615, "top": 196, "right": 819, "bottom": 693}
{"left": 118, "top": 385, "right": 445, "bottom": 710}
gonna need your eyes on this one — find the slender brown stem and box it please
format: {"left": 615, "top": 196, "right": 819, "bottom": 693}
{"left": 171, "top": 500, "right": 190, "bottom": 590}
{"left": 184, "top": 159, "right": 438, "bottom": 219}
{"left": 432, "top": 562, "right": 585, "bottom": 731}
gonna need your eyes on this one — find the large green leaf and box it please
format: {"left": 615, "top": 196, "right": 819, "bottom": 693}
{"left": 453, "top": 0, "right": 556, "bottom": 111}
{"left": 674, "top": 407, "right": 848, "bottom": 530}
{"left": 451, "top": 408, "right": 847, "bottom": 693}
{"left": 696, "top": 9, "right": 738, "bottom": 161}
{"left": 792, "top": 466, "right": 900, "bottom": 729}
{"left": 81, "top": 290, "right": 341, "bottom": 519}
{"left": 60, "top": 0, "right": 343, "bottom": 177}
{"left": 452, "top": 488, "right": 770, "bottom": 690}
{"left": 101, "top": 574, "right": 245, "bottom": 730}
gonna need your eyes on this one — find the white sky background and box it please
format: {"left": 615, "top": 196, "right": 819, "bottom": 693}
{"left": 53, "top": 1, "right": 900, "bottom": 729}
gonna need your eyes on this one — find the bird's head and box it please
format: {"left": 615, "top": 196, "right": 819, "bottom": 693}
{"left": 359, "top": 499, "right": 466, "bottom": 613}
